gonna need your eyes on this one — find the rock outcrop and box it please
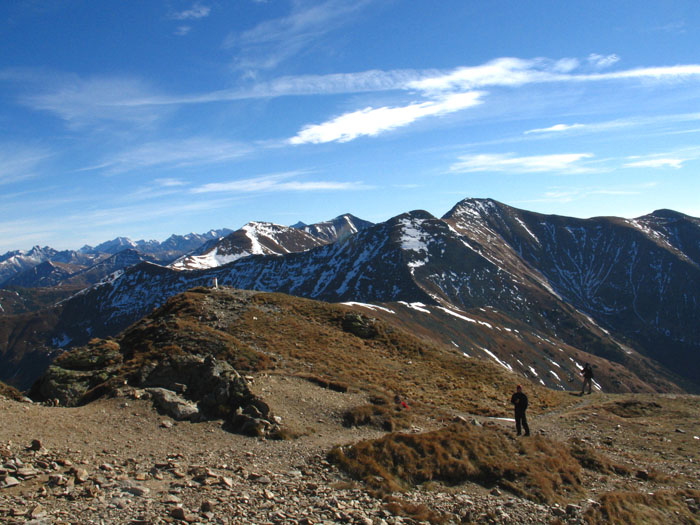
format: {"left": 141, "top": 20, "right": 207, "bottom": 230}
{"left": 31, "top": 341, "right": 279, "bottom": 437}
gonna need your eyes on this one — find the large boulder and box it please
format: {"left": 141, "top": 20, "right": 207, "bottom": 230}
{"left": 146, "top": 387, "right": 200, "bottom": 421}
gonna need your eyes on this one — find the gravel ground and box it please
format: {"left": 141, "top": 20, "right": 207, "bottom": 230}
{"left": 1, "top": 377, "right": 699, "bottom": 524}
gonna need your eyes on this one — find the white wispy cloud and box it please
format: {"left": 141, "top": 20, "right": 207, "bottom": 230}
{"left": 525, "top": 123, "right": 586, "bottom": 135}
{"left": 192, "top": 172, "right": 371, "bottom": 194}
{"left": 523, "top": 113, "right": 700, "bottom": 138}
{"left": 406, "top": 57, "right": 700, "bottom": 95}
{"left": 290, "top": 92, "right": 483, "bottom": 144}
{"left": 450, "top": 152, "right": 594, "bottom": 174}
{"left": 407, "top": 58, "right": 574, "bottom": 94}
{"left": 587, "top": 53, "right": 620, "bottom": 69}
{"left": 20, "top": 74, "right": 169, "bottom": 127}
{"left": 224, "top": 0, "right": 375, "bottom": 71}
{"left": 126, "top": 178, "right": 191, "bottom": 201}
{"left": 155, "top": 178, "right": 187, "bottom": 187}
{"left": 174, "top": 26, "right": 192, "bottom": 36}
{"left": 0, "top": 145, "right": 51, "bottom": 185}
{"left": 623, "top": 146, "right": 700, "bottom": 170}
{"left": 519, "top": 182, "right": 659, "bottom": 207}
{"left": 171, "top": 3, "right": 211, "bottom": 20}
{"left": 624, "top": 157, "right": 685, "bottom": 169}
{"left": 86, "top": 138, "right": 251, "bottom": 174}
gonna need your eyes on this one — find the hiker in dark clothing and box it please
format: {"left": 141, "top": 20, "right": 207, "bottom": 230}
{"left": 510, "top": 385, "right": 530, "bottom": 436}
{"left": 581, "top": 363, "right": 593, "bottom": 395}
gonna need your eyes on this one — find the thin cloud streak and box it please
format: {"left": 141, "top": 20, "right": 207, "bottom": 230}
{"left": 0, "top": 145, "right": 51, "bottom": 185}
{"left": 623, "top": 146, "right": 700, "bottom": 169}
{"left": 85, "top": 138, "right": 252, "bottom": 174}
{"left": 517, "top": 182, "right": 659, "bottom": 208}
{"left": 20, "top": 75, "right": 169, "bottom": 127}
{"left": 525, "top": 123, "right": 586, "bottom": 135}
{"left": 523, "top": 113, "right": 700, "bottom": 137}
{"left": 450, "top": 153, "right": 595, "bottom": 174}
{"left": 192, "top": 172, "right": 371, "bottom": 194}
{"left": 225, "top": 0, "right": 375, "bottom": 71}
{"left": 624, "top": 158, "right": 685, "bottom": 169}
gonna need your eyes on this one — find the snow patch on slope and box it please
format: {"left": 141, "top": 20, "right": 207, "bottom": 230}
{"left": 342, "top": 302, "right": 395, "bottom": 314}
{"left": 398, "top": 301, "right": 431, "bottom": 313}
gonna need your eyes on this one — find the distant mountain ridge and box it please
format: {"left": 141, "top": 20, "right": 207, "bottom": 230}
{"left": 293, "top": 213, "right": 374, "bottom": 243}
{"left": 0, "top": 229, "right": 233, "bottom": 289}
{"left": 1, "top": 199, "right": 698, "bottom": 394}
{"left": 170, "top": 215, "right": 373, "bottom": 270}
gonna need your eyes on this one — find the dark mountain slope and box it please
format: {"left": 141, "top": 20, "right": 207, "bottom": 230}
{"left": 2, "top": 261, "right": 78, "bottom": 288}
{"left": 444, "top": 198, "right": 700, "bottom": 387}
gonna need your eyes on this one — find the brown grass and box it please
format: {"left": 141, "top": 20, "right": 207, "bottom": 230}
{"left": 342, "top": 403, "right": 413, "bottom": 432}
{"left": 231, "top": 291, "right": 562, "bottom": 419}
{"left": 328, "top": 422, "right": 583, "bottom": 503}
{"left": 583, "top": 489, "right": 700, "bottom": 525}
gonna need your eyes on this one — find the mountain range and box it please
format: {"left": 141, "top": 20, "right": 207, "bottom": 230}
{"left": 0, "top": 230, "right": 234, "bottom": 289}
{"left": 0, "top": 198, "right": 698, "bottom": 394}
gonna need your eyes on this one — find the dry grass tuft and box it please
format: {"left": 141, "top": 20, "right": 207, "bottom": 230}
{"left": 584, "top": 489, "right": 700, "bottom": 525}
{"left": 342, "top": 403, "right": 413, "bottom": 432}
{"left": 328, "top": 422, "right": 582, "bottom": 503}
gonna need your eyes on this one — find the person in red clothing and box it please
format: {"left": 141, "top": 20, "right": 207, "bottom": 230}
{"left": 510, "top": 385, "right": 530, "bottom": 436}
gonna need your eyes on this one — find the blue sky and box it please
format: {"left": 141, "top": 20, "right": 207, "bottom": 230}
{"left": 2, "top": 0, "right": 700, "bottom": 252}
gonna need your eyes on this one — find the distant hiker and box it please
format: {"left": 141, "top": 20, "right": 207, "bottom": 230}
{"left": 581, "top": 363, "right": 594, "bottom": 395}
{"left": 510, "top": 385, "right": 530, "bottom": 436}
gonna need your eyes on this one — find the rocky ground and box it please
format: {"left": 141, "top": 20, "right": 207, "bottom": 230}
{"left": 1, "top": 375, "right": 699, "bottom": 524}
